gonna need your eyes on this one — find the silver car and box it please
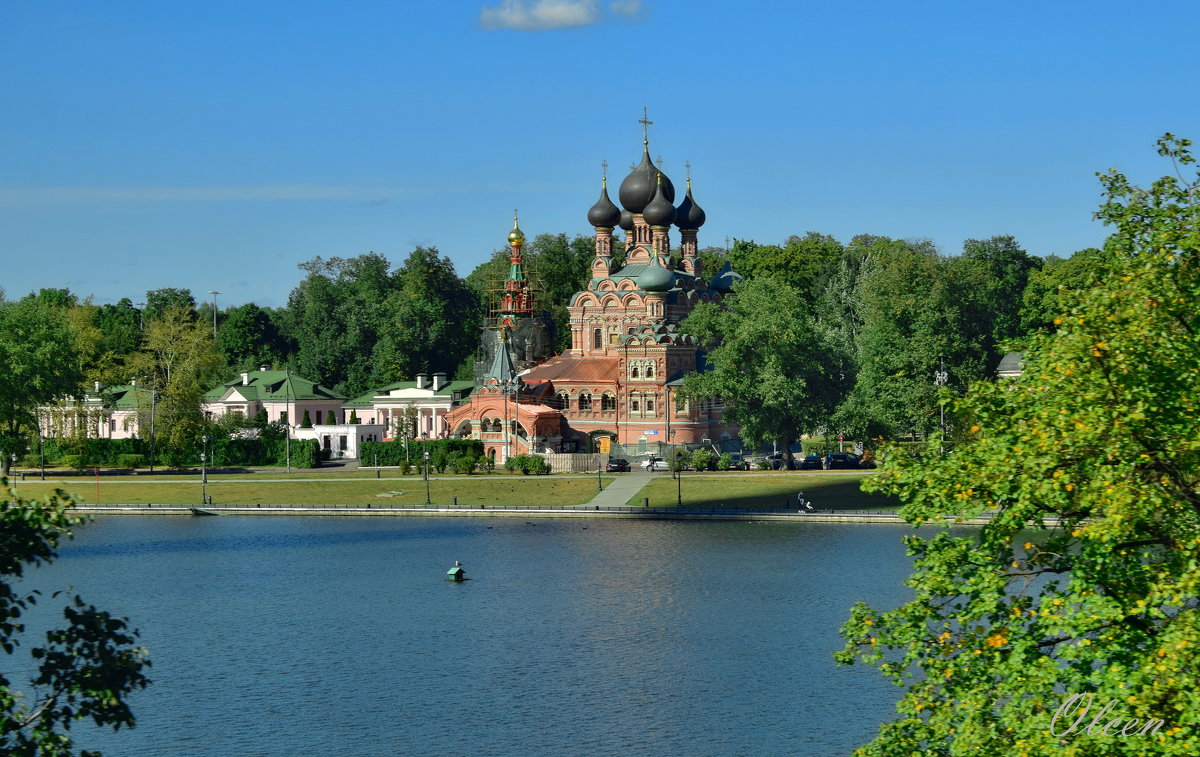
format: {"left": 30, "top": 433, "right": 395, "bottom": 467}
{"left": 640, "top": 457, "right": 672, "bottom": 471}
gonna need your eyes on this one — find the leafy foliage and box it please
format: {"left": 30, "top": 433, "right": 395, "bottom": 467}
{"left": 1, "top": 487, "right": 150, "bottom": 755}
{"left": 837, "top": 135, "right": 1200, "bottom": 755}
{"left": 681, "top": 276, "right": 841, "bottom": 461}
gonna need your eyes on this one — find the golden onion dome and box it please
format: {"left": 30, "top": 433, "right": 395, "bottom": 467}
{"left": 508, "top": 212, "right": 526, "bottom": 245}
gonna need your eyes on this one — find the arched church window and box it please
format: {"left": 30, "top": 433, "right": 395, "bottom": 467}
{"left": 646, "top": 362, "right": 656, "bottom": 379}
{"left": 579, "top": 392, "right": 593, "bottom": 411}
{"left": 631, "top": 399, "right": 640, "bottom": 413}
{"left": 601, "top": 393, "right": 616, "bottom": 411}
{"left": 556, "top": 391, "right": 570, "bottom": 410}
{"left": 630, "top": 365, "right": 640, "bottom": 379}
{"left": 593, "top": 328, "right": 602, "bottom": 349}
{"left": 645, "top": 397, "right": 655, "bottom": 414}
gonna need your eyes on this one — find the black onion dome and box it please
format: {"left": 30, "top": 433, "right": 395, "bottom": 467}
{"left": 708, "top": 261, "right": 744, "bottom": 292}
{"left": 619, "top": 146, "right": 675, "bottom": 213}
{"left": 587, "top": 181, "right": 621, "bottom": 227}
{"left": 618, "top": 210, "right": 634, "bottom": 231}
{"left": 674, "top": 183, "right": 707, "bottom": 229}
{"left": 642, "top": 178, "right": 677, "bottom": 227}
{"left": 638, "top": 254, "right": 676, "bottom": 292}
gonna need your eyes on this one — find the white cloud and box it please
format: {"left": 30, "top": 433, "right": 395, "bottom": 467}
{"left": 480, "top": 0, "right": 646, "bottom": 31}
{"left": 608, "top": 0, "right": 644, "bottom": 19}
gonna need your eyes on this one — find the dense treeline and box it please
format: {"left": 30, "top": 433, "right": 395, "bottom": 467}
{"left": 0, "top": 226, "right": 1104, "bottom": 474}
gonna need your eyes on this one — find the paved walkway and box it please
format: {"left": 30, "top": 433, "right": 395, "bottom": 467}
{"left": 582, "top": 470, "right": 656, "bottom": 508}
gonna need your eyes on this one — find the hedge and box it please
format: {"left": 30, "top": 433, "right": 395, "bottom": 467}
{"left": 41, "top": 435, "right": 319, "bottom": 469}
{"left": 359, "top": 439, "right": 484, "bottom": 468}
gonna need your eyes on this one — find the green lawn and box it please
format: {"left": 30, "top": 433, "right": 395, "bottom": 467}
{"left": 10, "top": 475, "right": 608, "bottom": 507}
{"left": 628, "top": 471, "right": 897, "bottom": 510}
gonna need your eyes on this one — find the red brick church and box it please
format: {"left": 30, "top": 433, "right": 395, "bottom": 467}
{"left": 445, "top": 129, "right": 743, "bottom": 461}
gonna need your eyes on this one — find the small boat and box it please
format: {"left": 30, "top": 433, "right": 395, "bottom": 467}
{"left": 190, "top": 507, "right": 220, "bottom": 517}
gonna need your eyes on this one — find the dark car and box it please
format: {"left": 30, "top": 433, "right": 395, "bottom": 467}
{"left": 797, "top": 455, "right": 823, "bottom": 470}
{"left": 824, "top": 452, "right": 860, "bottom": 470}
{"left": 606, "top": 458, "right": 631, "bottom": 472}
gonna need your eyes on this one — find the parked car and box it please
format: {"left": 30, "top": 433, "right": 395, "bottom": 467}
{"left": 606, "top": 458, "right": 631, "bottom": 472}
{"left": 824, "top": 452, "right": 861, "bottom": 470}
{"left": 797, "top": 454, "right": 823, "bottom": 470}
{"left": 640, "top": 457, "right": 672, "bottom": 471}
{"left": 726, "top": 453, "right": 751, "bottom": 471}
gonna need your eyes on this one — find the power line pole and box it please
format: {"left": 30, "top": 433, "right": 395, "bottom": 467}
{"left": 207, "top": 290, "right": 221, "bottom": 339}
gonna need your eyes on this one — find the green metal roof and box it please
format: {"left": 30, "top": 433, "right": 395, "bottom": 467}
{"left": 204, "top": 370, "right": 345, "bottom": 402}
{"left": 343, "top": 379, "right": 475, "bottom": 407}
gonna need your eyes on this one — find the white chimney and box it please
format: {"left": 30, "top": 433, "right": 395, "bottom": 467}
{"left": 241, "top": 372, "right": 250, "bottom": 385}
{"left": 432, "top": 372, "right": 447, "bottom": 391}
{"left": 94, "top": 381, "right": 101, "bottom": 392}
{"left": 416, "top": 374, "right": 427, "bottom": 389}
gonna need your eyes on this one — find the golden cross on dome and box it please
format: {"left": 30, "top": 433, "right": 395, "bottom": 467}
{"left": 638, "top": 107, "right": 653, "bottom": 145}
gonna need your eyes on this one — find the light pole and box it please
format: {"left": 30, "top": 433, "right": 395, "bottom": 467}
{"left": 934, "top": 360, "right": 949, "bottom": 455}
{"left": 676, "top": 460, "right": 682, "bottom": 506}
{"left": 39, "top": 433, "right": 45, "bottom": 480}
{"left": 208, "top": 290, "right": 221, "bottom": 340}
{"left": 199, "top": 452, "right": 207, "bottom": 504}
{"left": 424, "top": 449, "right": 431, "bottom": 505}
{"left": 10, "top": 454, "right": 17, "bottom": 496}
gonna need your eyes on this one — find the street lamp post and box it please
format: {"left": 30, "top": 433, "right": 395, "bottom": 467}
{"left": 934, "top": 360, "right": 949, "bottom": 455}
{"left": 10, "top": 454, "right": 17, "bottom": 496}
{"left": 424, "top": 449, "right": 431, "bottom": 505}
{"left": 200, "top": 452, "right": 207, "bottom": 504}
{"left": 676, "top": 461, "right": 682, "bottom": 506}
{"left": 39, "top": 433, "right": 45, "bottom": 480}
{"left": 208, "top": 290, "right": 221, "bottom": 340}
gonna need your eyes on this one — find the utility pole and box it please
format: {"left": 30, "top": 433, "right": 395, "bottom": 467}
{"left": 208, "top": 290, "right": 221, "bottom": 340}
{"left": 934, "top": 359, "right": 949, "bottom": 456}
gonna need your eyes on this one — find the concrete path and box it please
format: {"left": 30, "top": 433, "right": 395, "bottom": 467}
{"left": 581, "top": 470, "right": 657, "bottom": 508}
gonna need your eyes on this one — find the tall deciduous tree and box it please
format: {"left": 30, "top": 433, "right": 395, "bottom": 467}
{"left": 143, "top": 288, "right": 196, "bottom": 322}
{"left": 837, "top": 135, "right": 1200, "bottom": 756}
{"left": 0, "top": 299, "right": 82, "bottom": 474}
{"left": 1019, "top": 247, "right": 1109, "bottom": 334}
{"left": 129, "top": 306, "right": 224, "bottom": 466}
{"left": 1, "top": 488, "right": 150, "bottom": 754}
{"left": 372, "top": 247, "right": 478, "bottom": 382}
{"left": 680, "top": 276, "right": 840, "bottom": 464}
{"left": 218, "top": 303, "right": 285, "bottom": 371}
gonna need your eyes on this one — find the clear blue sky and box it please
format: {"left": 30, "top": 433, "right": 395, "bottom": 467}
{"left": 2, "top": 1, "right": 1197, "bottom": 308}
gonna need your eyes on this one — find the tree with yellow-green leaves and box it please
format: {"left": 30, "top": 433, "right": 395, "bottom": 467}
{"left": 837, "top": 135, "right": 1200, "bottom": 756}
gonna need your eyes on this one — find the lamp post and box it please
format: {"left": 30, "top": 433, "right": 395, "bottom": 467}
{"left": 199, "top": 452, "right": 207, "bottom": 504}
{"left": 202, "top": 436, "right": 211, "bottom": 484}
{"left": 10, "top": 454, "right": 17, "bottom": 496}
{"left": 676, "top": 459, "right": 682, "bottom": 506}
{"left": 934, "top": 360, "right": 949, "bottom": 455}
{"left": 39, "top": 433, "right": 45, "bottom": 480}
{"left": 423, "top": 449, "right": 431, "bottom": 505}
{"left": 207, "top": 290, "right": 221, "bottom": 340}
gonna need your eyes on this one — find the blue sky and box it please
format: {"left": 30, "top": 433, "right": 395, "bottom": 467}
{"left": 2, "top": 1, "right": 1197, "bottom": 308}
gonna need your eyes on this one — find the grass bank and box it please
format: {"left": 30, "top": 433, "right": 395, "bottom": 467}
{"left": 629, "top": 472, "right": 896, "bottom": 510}
{"left": 9, "top": 476, "right": 607, "bottom": 508}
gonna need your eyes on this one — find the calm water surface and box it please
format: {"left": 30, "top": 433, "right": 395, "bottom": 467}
{"left": 21, "top": 516, "right": 916, "bottom": 756}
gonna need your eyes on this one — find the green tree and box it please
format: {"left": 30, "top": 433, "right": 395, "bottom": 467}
{"left": 0, "top": 299, "right": 82, "bottom": 475}
{"left": 837, "top": 135, "right": 1200, "bottom": 755}
{"left": 1, "top": 488, "right": 150, "bottom": 753}
{"left": 217, "top": 303, "right": 284, "bottom": 371}
{"left": 1019, "top": 247, "right": 1109, "bottom": 334}
{"left": 372, "top": 247, "right": 479, "bottom": 384}
{"left": 956, "top": 234, "right": 1043, "bottom": 347}
{"left": 287, "top": 253, "right": 394, "bottom": 396}
{"left": 728, "top": 232, "right": 844, "bottom": 300}
{"left": 680, "top": 276, "right": 840, "bottom": 465}
{"left": 129, "top": 307, "right": 224, "bottom": 466}
{"left": 143, "top": 288, "right": 196, "bottom": 323}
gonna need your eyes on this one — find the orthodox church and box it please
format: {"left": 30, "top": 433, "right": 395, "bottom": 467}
{"left": 445, "top": 129, "right": 743, "bottom": 461}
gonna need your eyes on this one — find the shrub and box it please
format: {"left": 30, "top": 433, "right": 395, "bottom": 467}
{"left": 450, "top": 453, "right": 478, "bottom": 475}
{"left": 480, "top": 454, "right": 496, "bottom": 474}
{"left": 755, "top": 458, "right": 773, "bottom": 471}
{"left": 300, "top": 410, "right": 312, "bottom": 428}
{"left": 431, "top": 447, "right": 449, "bottom": 474}
{"left": 60, "top": 455, "right": 86, "bottom": 471}
{"left": 116, "top": 454, "right": 145, "bottom": 470}
{"left": 399, "top": 460, "right": 412, "bottom": 476}
{"left": 505, "top": 454, "right": 550, "bottom": 475}
{"left": 689, "top": 449, "right": 713, "bottom": 471}
{"left": 716, "top": 453, "right": 732, "bottom": 471}
{"left": 349, "top": 409, "right": 359, "bottom": 424}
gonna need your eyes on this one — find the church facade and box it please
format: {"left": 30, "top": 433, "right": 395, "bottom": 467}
{"left": 445, "top": 132, "right": 742, "bottom": 461}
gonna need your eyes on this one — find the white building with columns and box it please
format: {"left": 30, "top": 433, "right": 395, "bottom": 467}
{"left": 342, "top": 373, "right": 474, "bottom": 441}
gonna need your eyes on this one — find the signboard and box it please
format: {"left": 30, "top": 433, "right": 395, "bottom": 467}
{"left": 645, "top": 430, "right": 658, "bottom": 436}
